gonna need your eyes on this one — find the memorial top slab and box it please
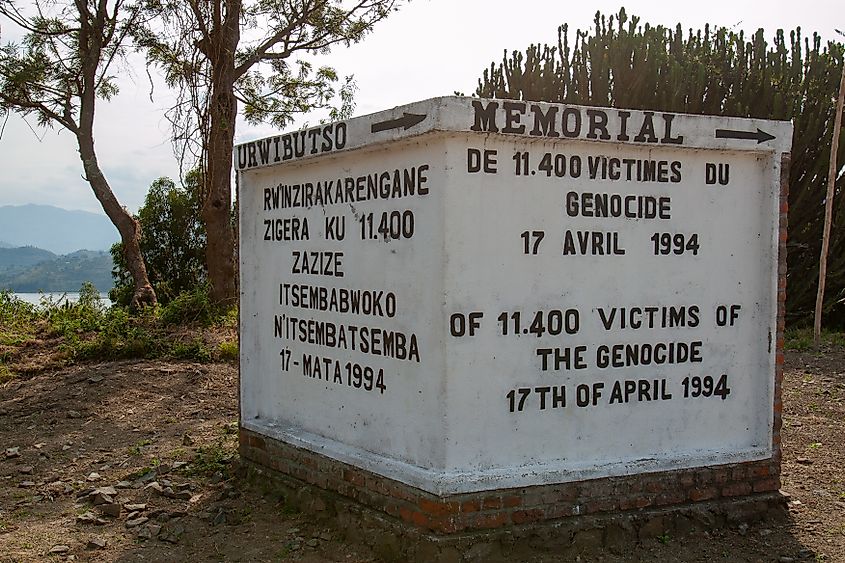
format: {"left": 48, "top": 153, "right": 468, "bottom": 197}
{"left": 235, "top": 96, "right": 792, "bottom": 172}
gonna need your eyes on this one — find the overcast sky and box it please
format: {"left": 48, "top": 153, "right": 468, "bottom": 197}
{"left": 0, "top": 0, "right": 842, "bottom": 215}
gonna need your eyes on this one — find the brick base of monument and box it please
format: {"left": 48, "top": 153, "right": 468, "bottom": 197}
{"left": 239, "top": 428, "right": 787, "bottom": 550}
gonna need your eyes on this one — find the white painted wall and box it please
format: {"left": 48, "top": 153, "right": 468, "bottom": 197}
{"left": 238, "top": 97, "right": 790, "bottom": 494}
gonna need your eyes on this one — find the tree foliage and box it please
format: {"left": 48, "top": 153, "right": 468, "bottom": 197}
{"left": 0, "top": 0, "right": 124, "bottom": 130}
{"left": 111, "top": 172, "right": 206, "bottom": 306}
{"left": 136, "top": 0, "right": 400, "bottom": 305}
{"left": 477, "top": 9, "right": 845, "bottom": 326}
{"left": 138, "top": 0, "right": 393, "bottom": 145}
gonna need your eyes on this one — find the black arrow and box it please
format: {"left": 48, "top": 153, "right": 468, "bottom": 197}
{"left": 715, "top": 128, "right": 776, "bottom": 144}
{"left": 371, "top": 112, "right": 427, "bottom": 133}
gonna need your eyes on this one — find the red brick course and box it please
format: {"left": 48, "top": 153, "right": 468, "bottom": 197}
{"left": 240, "top": 426, "right": 784, "bottom": 534}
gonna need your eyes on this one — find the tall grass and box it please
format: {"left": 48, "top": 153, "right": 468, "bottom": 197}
{"left": 0, "top": 283, "right": 237, "bottom": 374}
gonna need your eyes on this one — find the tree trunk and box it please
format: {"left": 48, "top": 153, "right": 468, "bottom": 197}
{"left": 76, "top": 130, "right": 157, "bottom": 308}
{"left": 814, "top": 62, "right": 845, "bottom": 343}
{"left": 202, "top": 1, "right": 240, "bottom": 307}
{"left": 76, "top": 9, "right": 156, "bottom": 309}
{"left": 204, "top": 85, "right": 238, "bottom": 306}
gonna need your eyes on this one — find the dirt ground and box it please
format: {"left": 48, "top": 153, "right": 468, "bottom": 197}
{"left": 0, "top": 348, "right": 843, "bottom": 562}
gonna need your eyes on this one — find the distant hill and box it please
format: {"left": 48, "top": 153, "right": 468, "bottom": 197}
{"left": 0, "top": 248, "right": 113, "bottom": 293}
{"left": 0, "top": 204, "right": 119, "bottom": 255}
{"left": 0, "top": 246, "right": 57, "bottom": 273}
{"left": 0, "top": 241, "right": 12, "bottom": 248}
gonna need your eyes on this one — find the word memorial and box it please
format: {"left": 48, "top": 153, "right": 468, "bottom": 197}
{"left": 237, "top": 97, "right": 792, "bottom": 530}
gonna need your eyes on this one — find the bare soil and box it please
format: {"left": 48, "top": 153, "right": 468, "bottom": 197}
{"left": 0, "top": 348, "right": 843, "bottom": 562}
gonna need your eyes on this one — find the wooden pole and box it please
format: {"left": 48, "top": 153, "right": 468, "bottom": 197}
{"left": 814, "top": 61, "right": 845, "bottom": 345}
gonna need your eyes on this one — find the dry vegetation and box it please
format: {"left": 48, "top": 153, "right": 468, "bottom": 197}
{"left": 0, "top": 301, "right": 843, "bottom": 561}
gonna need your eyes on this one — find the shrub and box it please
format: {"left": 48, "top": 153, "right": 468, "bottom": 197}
{"left": 0, "top": 291, "right": 39, "bottom": 346}
{"left": 217, "top": 340, "right": 238, "bottom": 361}
{"left": 785, "top": 327, "right": 845, "bottom": 351}
{"left": 46, "top": 282, "right": 105, "bottom": 337}
{"left": 3, "top": 283, "right": 237, "bottom": 365}
{"left": 185, "top": 441, "right": 236, "bottom": 478}
{"left": 159, "top": 285, "right": 219, "bottom": 327}
{"left": 111, "top": 173, "right": 206, "bottom": 306}
{"left": 171, "top": 338, "right": 212, "bottom": 362}
{"left": 67, "top": 306, "right": 160, "bottom": 360}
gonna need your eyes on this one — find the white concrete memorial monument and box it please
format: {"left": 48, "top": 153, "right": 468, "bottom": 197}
{"left": 237, "top": 96, "right": 791, "bottom": 497}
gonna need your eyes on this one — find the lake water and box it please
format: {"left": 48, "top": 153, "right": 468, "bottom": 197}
{"left": 12, "top": 292, "right": 112, "bottom": 308}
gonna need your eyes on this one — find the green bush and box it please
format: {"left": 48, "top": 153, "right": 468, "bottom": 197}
{"left": 785, "top": 329, "right": 814, "bottom": 351}
{"left": 42, "top": 283, "right": 159, "bottom": 360}
{"left": 171, "top": 338, "right": 212, "bottom": 362}
{"left": 46, "top": 282, "right": 105, "bottom": 337}
{"left": 185, "top": 441, "right": 236, "bottom": 478}
{"left": 220, "top": 306, "right": 238, "bottom": 329}
{"left": 111, "top": 173, "right": 206, "bottom": 306}
{"left": 786, "top": 328, "right": 845, "bottom": 351}
{"left": 3, "top": 283, "right": 236, "bottom": 364}
{"left": 0, "top": 290, "right": 39, "bottom": 346}
{"left": 62, "top": 304, "right": 158, "bottom": 360}
{"left": 159, "top": 285, "right": 219, "bottom": 326}
{"left": 217, "top": 340, "right": 238, "bottom": 361}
